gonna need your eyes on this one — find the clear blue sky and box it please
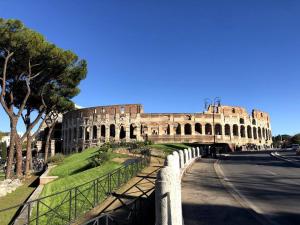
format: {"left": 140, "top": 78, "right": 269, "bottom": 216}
{"left": 0, "top": 0, "right": 299, "bottom": 135}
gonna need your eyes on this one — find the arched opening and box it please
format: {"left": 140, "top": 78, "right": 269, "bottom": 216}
{"left": 247, "top": 126, "right": 252, "bottom": 138}
{"left": 130, "top": 124, "right": 137, "bottom": 139}
{"left": 79, "top": 127, "right": 83, "bottom": 138}
{"left": 195, "top": 123, "right": 202, "bottom": 134}
{"left": 184, "top": 124, "right": 192, "bottom": 135}
{"left": 233, "top": 124, "right": 239, "bottom": 136}
{"left": 240, "top": 118, "right": 245, "bottom": 124}
{"left": 101, "top": 125, "right": 105, "bottom": 138}
{"left": 253, "top": 127, "right": 257, "bottom": 139}
{"left": 262, "top": 128, "right": 265, "bottom": 139}
{"left": 225, "top": 124, "right": 230, "bottom": 136}
{"left": 110, "top": 124, "right": 115, "bottom": 137}
{"left": 258, "top": 127, "right": 262, "bottom": 139}
{"left": 120, "top": 126, "right": 126, "bottom": 139}
{"left": 215, "top": 124, "right": 222, "bottom": 135}
{"left": 85, "top": 127, "right": 90, "bottom": 140}
{"left": 240, "top": 125, "right": 245, "bottom": 138}
{"left": 166, "top": 124, "right": 170, "bottom": 135}
{"left": 252, "top": 119, "right": 256, "bottom": 125}
{"left": 265, "top": 129, "right": 268, "bottom": 140}
{"left": 175, "top": 123, "right": 181, "bottom": 135}
{"left": 93, "top": 125, "right": 97, "bottom": 139}
{"left": 205, "top": 123, "right": 212, "bottom": 135}
{"left": 74, "top": 127, "right": 77, "bottom": 140}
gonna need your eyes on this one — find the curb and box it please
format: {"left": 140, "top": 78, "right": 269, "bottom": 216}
{"left": 270, "top": 152, "right": 300, "bottom": 166}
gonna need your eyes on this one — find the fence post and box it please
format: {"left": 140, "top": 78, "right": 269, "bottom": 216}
{"left": 184, "top": 149, "right": 188, "bottom": 165}
{"left": 74, "top": 187, "right": 77, "bottom": 218}
{"left": 36, "top": 200, "right": 39, "bottom": 225}
{"left": 69, "top": 190, "right": 72, "bottom": 222}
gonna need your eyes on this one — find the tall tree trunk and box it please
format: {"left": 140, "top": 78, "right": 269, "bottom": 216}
{"left": 25, "top": 133, "right": 32, "bottom": 177}
{"left": 44, "top": 125, "right": 54, "bottom": 162}
{"left": 5, "top": 119, "right": 17, "bottom": 179}
{"left": 15, "top": 137, "right": 23, "bottom": 178}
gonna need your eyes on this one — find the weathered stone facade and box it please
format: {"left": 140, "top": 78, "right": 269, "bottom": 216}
{"left": 62, "top": 104, "right": 272, "bottom": 153}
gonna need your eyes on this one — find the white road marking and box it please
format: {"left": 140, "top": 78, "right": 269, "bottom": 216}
{"left": 265, "top": 170, "right": 277, "bottom": 176}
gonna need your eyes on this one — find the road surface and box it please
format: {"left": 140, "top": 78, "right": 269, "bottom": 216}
{"left": 182, "top": 151, "right": 300, "bottom": 225}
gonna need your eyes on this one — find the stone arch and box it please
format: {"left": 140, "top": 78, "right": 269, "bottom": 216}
{"left": 253, "top": 127, "right": 257, "bottom": 139}
{"left": 85, "top": 127, "right": 90, "bottom": 140}
{"left": 120, "top": 125, "right": 126, "bottom": 139}
{"left": 233, "top": 124, "right": 239, "bottom": 136}
{"left": 110, "top": 124, "right": 115, "bottom": 137}
{"left": 73, "top": 127, "right": 77, "bottom": 140}
{"left": 215, "top": 124, "right": 222, "bottom": 135}
{"left": 93, "top": 125, "right": 97, "bottom": 139}
{"left": 195, "top": 123, "right": 202, "bottom": 134}
{"left": 167, "top": 124, "right": 170, "bottom": 135}
{"left": 150, "top": 123, "right": 159, "bottom": 135}
{"left": 79, "top": 126, "right": 83, "bottom": 138}
{"left": 240, "top": 125, "right": 245, "bottom": 138}
{"left": 225, "top": 124, "right": 230, "bottom": 136}
{"left": 258, "top": 127, "right": 262, "bottom": 139}
{"left": 101, "top": 125, "right": 105, "bottom": 138}
{"left": 184, "top": 123, "right": 192, "bottom": 135}
{"left": 130, "top": 124, "right": 137, "bottom": 139}
{"left": 247, "top": 126, "right": 252, "bottom": 138}
{"left": 174, "top": 123, "right": 181, "bottom": 135}
{"left": 205, "top": 123, "right": 212, "bottom": 135}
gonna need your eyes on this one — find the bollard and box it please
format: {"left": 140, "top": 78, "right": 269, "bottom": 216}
{"left": 164, "top": 154, "right": 175, "bottom": 168}
{"left": 172, "top": 151, "right": 180, "bottom": 170}
{"left": 178, "top": 150, "right": 184, "bottom": 168}
{"left": 184, "top": 149, "right": 189, "bottom": 165}
{"left": 196, "top": 147, "right": 200, "bottom": 157}
{"left": 192, "top": 148, "right": 196, "bottom": 158}
{"left": 188, "top": 148, "right": 192, "bottom": 162}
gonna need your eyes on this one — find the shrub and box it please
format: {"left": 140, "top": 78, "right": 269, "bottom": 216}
{"left": 48, "top": 153, "right": 65, "bottom": 164}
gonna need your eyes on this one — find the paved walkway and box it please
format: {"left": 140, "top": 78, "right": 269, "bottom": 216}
{"left": 181, "top": 158, "right": 261, "bottom": 225}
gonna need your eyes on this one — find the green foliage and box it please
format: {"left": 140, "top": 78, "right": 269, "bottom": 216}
{"left": 291, "top": 133, "right": 300, "bottom": 145}
{"left": 1, "top": 141, "right": 7, "bottom": 160}
{"left": 89, "top": 144, "right": 112, "bottom": 167}
{"left": 47, "top": 153, "right": 65, "bottom": 164}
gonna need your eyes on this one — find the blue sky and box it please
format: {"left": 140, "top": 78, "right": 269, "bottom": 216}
{"left": 0, "top": 0, "right": 299, "bottom": 135}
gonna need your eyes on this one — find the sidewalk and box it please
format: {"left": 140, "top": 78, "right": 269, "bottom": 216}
{"left": 181, "top": 159, "right": 260, "bottom": 225}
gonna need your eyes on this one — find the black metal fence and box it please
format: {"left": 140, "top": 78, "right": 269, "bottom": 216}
{"left": 83, "top": 191, "right": 155, "bottom": 225}
{"left": 0, "top": 155, "right": 150, "bottom": 225}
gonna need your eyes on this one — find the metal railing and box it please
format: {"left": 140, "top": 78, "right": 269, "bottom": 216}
{"left": 0, "top": 155, "right": 150, "bottom": 225}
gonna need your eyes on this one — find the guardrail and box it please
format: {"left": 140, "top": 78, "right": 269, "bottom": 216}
{"left": 0, "top": 154, "right": 150, "bottom": 225}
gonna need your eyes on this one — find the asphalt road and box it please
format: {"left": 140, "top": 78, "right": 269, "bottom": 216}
{"left": 219, "top": 151, "right": 300, "bottom": 225}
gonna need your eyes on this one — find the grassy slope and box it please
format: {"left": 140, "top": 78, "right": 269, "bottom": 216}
{"left": 149, "top": 143, "right": 191, "bottom": 155}
{"left": 44, "top": 147, "right": 128, "bottom": 195}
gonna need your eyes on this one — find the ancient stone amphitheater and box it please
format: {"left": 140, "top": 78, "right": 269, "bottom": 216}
{"left": 62, "top": 104, "right": 272, "bottom": 153}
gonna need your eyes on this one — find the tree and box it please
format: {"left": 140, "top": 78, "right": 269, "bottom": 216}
{"left": 1, "top": 141, "right": 7, "bottom": 160}
{"left": 0, "top": 19, "right": 87, "bottom": 178}
{"left": 291, "top": 134, "right": 300, "bottom": 145}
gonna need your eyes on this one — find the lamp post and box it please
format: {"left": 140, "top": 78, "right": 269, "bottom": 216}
{"left": 204, "top": 97, "right": 221, "bottom": 158}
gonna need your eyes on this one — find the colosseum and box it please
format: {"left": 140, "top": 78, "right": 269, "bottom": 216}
{"left": 61, "top": 104, "right": 273, "bottom": 153}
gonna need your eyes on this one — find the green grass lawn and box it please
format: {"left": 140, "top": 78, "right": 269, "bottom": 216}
{"left": 0, "top": 175, "right": 39, "bottom": 225}
{"left": 0, "top": 170, "right": 5, "bottom": 181}
{"left": 149, "top": 143, "right": 192, "bottom": 155}
{"left": 31, "top": 147, "right": 131, "bottom": 225}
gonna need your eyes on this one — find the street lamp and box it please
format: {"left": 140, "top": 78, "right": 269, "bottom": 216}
{"left": 204, "top": 97, "right": 221, "bottom": 158}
